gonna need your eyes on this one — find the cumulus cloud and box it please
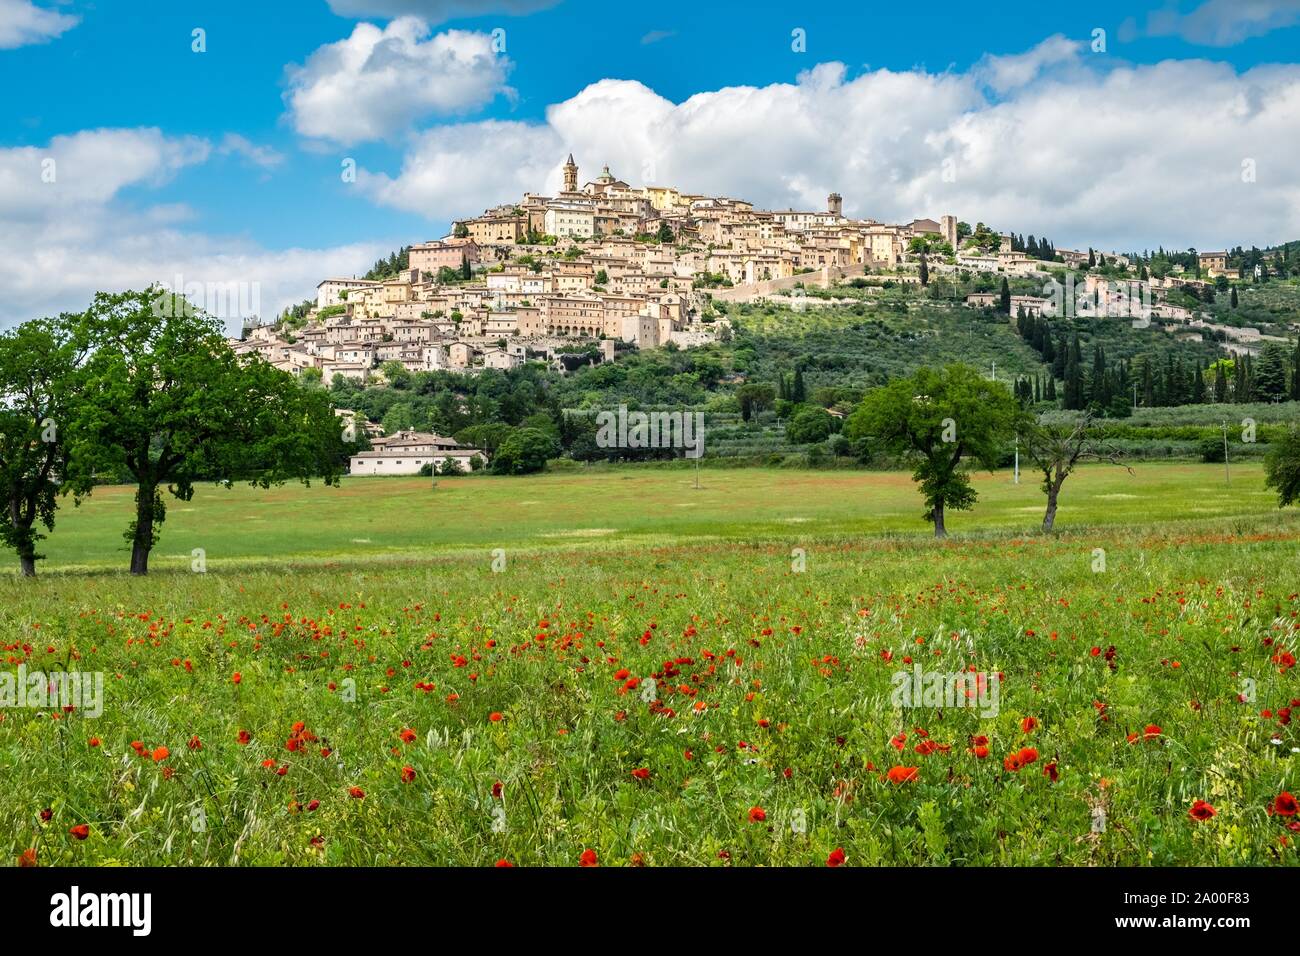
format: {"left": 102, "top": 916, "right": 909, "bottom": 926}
{"left": 975, "top": 35, "right": 1082, "bottom": 94}
{"left": 356, "top": 49, "right": 1300, "bottom": 252}
{"left": 1145, "top": 0, "right": 1300, "bottom": 46}
{"left": 0, "top": 0, "right": 78, "bottom": 49}
{"left": 324, "top": 0, "right": 557, "bottom": 22}
{"left": 283, "top": 18, "right": 511, "bottom": 144}
{"left": 0, "top": 129, "right": 387, "bottom": 330}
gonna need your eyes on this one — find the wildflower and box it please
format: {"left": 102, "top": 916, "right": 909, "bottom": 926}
{"left": 748, "top": 806, "right": 767, "bottom": 823}
{"left": 1189, "top": 800, "right": 1216, "bottom": 822}
{"left": 1269, "top": 792, "right": 1297, "bottom": 817}
{"left": 826, "top": 847, "right": 846, "bottom": 867}
{"left": 69, "top": 824, "right": 90, "bottom": 840}
{"left": 887, "top": 766, "right": 919, "bottom": 784}
{"left": 401, "top": 765, "right": 416, "bottom": 783}
{"left": 579, "top": 849, "right": 598, "bottom": 867}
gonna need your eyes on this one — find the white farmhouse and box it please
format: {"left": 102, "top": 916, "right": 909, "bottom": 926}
{"left": 349, "top": 431, "right": 485, "bottom": 475}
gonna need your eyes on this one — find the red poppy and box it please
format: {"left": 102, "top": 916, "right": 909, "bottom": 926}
{"left": 971, "top": 745, "right": 990, "bottom": 759}
{"left": 630, "top": 767, "right": 651, "bottom": 780}
{"left": 887, "top": 766, "right": 920, "bottom": 784}
{"left": 1003, "top": 753, "right": 1023, "bottom": 772}
{"left": 187, "top": 735, "right": 202, "bottom": 751}
{"left": 88, "top": 737, "right": 101, "bottom": 747}
{"left": 399, "top": 728, "right": 417, "bottom": 744}
{"left": 1270, "top": 792, "right": 1298, "bottom": 817}
{"left": 492, "top": 781, "right": 504, "bottom": 799}
{"left": 1189, "top": 800, "right": 1216, "bottom": 821}
{"left": 826, "top": 847, "right": 846, "bottom": 867}
{"left": 152, "top": 746, "right": 169, "bottom": 762}
{"left": 489, "top": 712, "right": 503, "bottom": 722}
{"left": 232, "top": 672, "right": 242, "bottom": 685}
{"left": 1017, "top": 747, "right": 1038, "bottom": 765}
{"left": 401, "top": 765, "right": 416, "bottom": 783}
{"left": 579, "top": 849, "right": 599, "bottom": 867}
{"left": 306, "top": 800, "right": 320, "bottom": 811}
{"left": 495, "top": 859, "right": 514, "bottom": 867}
{"left": 237, "top": 729, "right": 251, "bottom": 745}
{"left": 69, "top": 824, "right": 90, "bottom": 840}
{"left": 348, "top": 786, "right": 366, "bottom": 799}
{"left": 748, "top": 806, "right": 767, "bottom": 823}
{"left": 1043, "top": 761, "right": 1059, "bottom": 782}
{"left": 1021, "top": 717, "right": 1037, "bottom": 733}
{"left": 18, "top": 848, "right": 37, "bottom": 867}
{"left": 1143, "top": 724, "right": 1162, "bottom": 740}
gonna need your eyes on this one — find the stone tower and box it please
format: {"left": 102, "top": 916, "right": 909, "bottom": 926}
{"left": 940, "top": 214, "right": 958, "bottom": 250}
{"left": 563, "top": 154, "right": 578, "bottom": 193}
{"left": 828, "top": 192, "right": 843, "bottom": 218}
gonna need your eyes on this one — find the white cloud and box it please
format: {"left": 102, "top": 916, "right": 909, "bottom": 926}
{"left": 283, "top": 19, "right": 511, "bottom": 145}
{"left": 1145, "top": 0, "right": 1300, "bottom": 46}
{"left": 356, "top": 50, "right": 1300, "bottom": 253}
{"left": 976, "top": 35, "right": 1082, "bottom": 94}
{"left": 0, "top": 129, "right": 388, "bottom": 330}
{"left": 218, "top": 133, "right": 285, "bottom": 170}
{"left": 0, "top": 0, "right": 78, "bottom": 49}
{"left": 324, "top": 0, "right": 556, "bottom": 21}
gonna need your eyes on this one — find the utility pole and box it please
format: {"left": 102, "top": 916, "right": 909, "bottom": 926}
{"left": 1014, "top": 433, "right": 1020, "bottom": 485}
{"left": 991, "top": 361, "right": 996, "bottom": 381}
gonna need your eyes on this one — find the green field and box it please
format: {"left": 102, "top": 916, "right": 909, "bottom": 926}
{"left": 17, "top": 461, "right": 1282, "bottom": 572}
{"left": 4, "top": 464, "right": 1299, "bottom": 867}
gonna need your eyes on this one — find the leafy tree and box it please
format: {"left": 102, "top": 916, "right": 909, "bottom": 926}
{"left": 1264, "top": 428, "right": 1300, "bottom": 508}
{"left": 845, "top": 364, "right": 1020, "bottom": 538}
{"left": 1022, "top": 413, "right": 1129, "bottom": 533}
{"left": 491, "top": 427, "right": 556, "bottom": 475}
{"left": 65, "top": 289, "right": 344, "bottom": 575}
{"left": 0, "top": 319, "right": 82, "bottom": 576}
{"left": 736, "top": 383, "right": 776, "bottom": 422}
{"left": 785, "top": 405, "right": 834, "bottom": 444}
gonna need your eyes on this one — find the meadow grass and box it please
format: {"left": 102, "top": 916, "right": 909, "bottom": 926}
{"left": 3, "top": 462, "right": 1298, "bottom": 866}
{"left": 19, "top": 461, "right": 1277, "bottom": 572}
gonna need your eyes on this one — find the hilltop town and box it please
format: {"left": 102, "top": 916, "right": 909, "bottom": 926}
{"left": 231, "top": 154, "right": 1298, "bottom": 394}
{"left": 231, "top": 154, "right": 971, "bottom": 382}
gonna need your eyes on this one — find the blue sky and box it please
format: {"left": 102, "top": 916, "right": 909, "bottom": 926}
{"left": 3, "top": 0, "right": 1300, "bottom": 325}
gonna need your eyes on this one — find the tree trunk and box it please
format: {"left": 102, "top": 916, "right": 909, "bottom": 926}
{"left": 9, "top": 497, "right": 36, "bottom": 577}
{"left": 1042, "top": 474, "right": 1065, "bottom": 533}
{"left": 130, "top": 485, "right": 155, "bottom": 576}
{"left": 932, "top": 500, "right": 947, "bottom": 539}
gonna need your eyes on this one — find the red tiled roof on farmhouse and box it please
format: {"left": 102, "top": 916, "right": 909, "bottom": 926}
{"left": 367, "top": 430, "right": 464, "bottom": 452}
